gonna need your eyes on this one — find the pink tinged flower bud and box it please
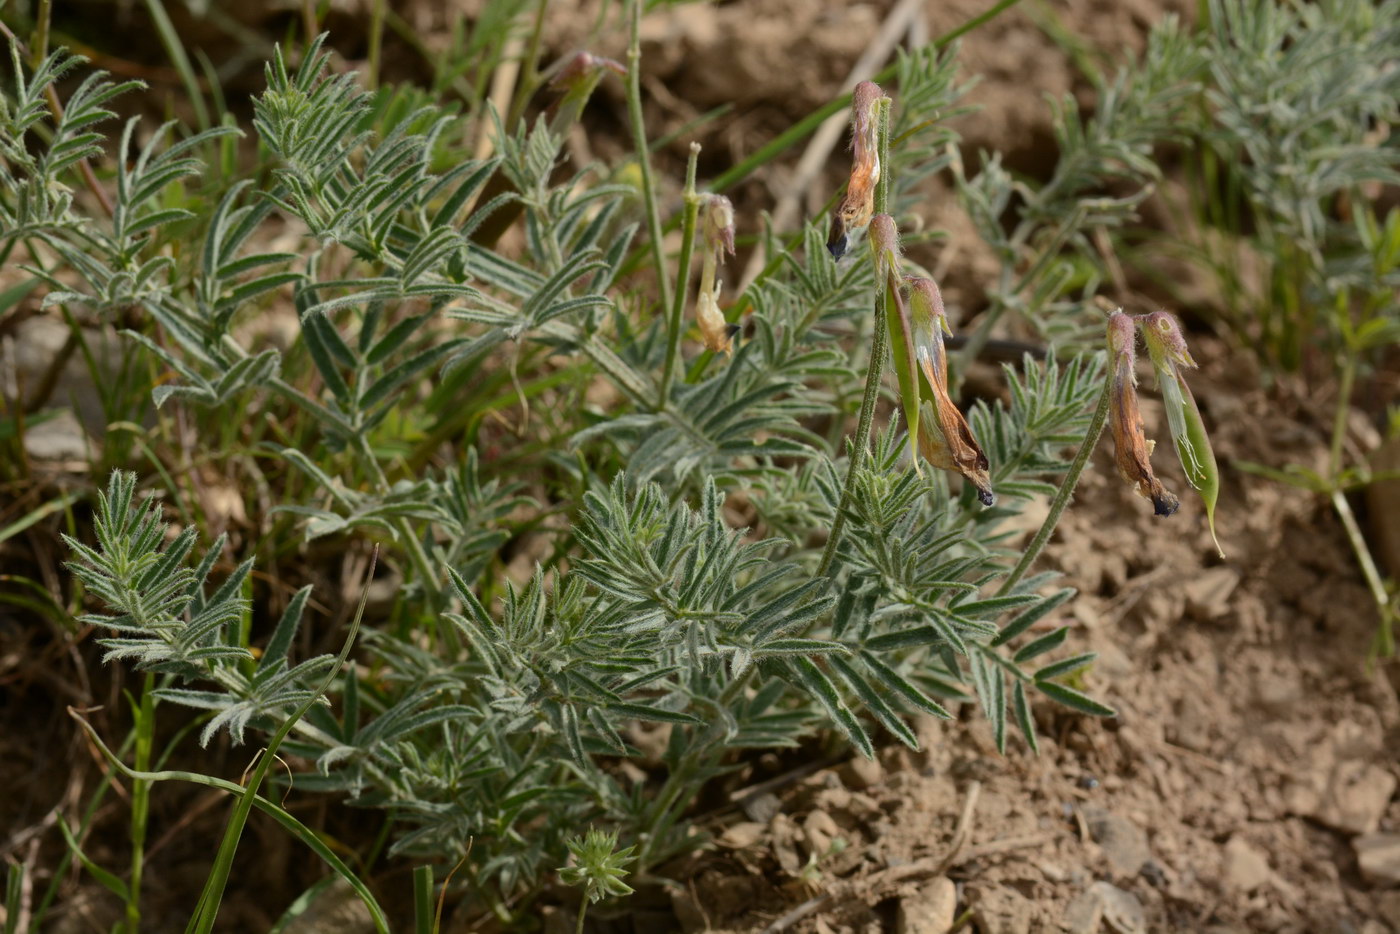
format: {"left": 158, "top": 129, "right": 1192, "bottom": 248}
{"left": 868, "top": 213, "right": 901, "bottom": 279}
{"left": 701, "top": 194, "right": 735, "bottom": 259}
{"left": 695, "top": 196, "right": 738, "bottom": 355}
{"left": 547, "top": 53, "right": 626, "bottom": 132}
{"left": 550, "top": 51, "right": 627, "bottom": 90}
{"left": 1139, "top": 311, "right": 1196, "bottom": 370}
{"left": 1107, "top": 312, "right": 1178, "bottom": 518}
{"left": 828, "top": 81, "right": 885, "bottom": 259}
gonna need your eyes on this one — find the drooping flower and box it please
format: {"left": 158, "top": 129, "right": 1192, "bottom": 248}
{"left": 1139, "top": 310, "right": 1223, "bottom": 556}
{"left": 1107, "top": 311, "right": 1178, "bottom": 517}
{"left": 906, "top": 278, "right": 994, "bottom": 506}
{"left": 870, "top": 219, "right": 993, "bottom": 505}
{"left": 827, "top": 81, "right": 884, "bottom": 259}
{"left": 696, "top": 193, "right": 738, "bottom": 354}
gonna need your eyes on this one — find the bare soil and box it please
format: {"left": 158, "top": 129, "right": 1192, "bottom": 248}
{"left": 582, "top": 2, "right": 1400, "bottom": 931}
{"left": 6, "top": 2, "right": 1398, "bottom": 933}
{"left": 650, "top": 348, "right": 1400, "bottom": 934}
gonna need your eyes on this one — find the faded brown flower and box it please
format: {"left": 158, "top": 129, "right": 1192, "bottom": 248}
{"left": 1107, "top": 311, "right": 1178, "bottom": 517}
{"left": 828, "top": 81, "right": 883, "bottom": 259}
{"left": 907, "top": 277, "right": 994, "bottom": 506}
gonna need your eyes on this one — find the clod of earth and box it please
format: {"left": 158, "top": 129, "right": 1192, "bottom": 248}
{"left": 895, "top": 875, "right": 956, "bottom": 934}
{"left": 1084, "top": 807, "right": 1152, "bottom": 878}
{"left": 1354, "top": 833, "right": 1400, "bottom": 886}
{"left": 966, "top": 883, "right": 1033, "bottom": 934}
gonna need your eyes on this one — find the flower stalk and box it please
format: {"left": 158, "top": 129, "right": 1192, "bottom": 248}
{"left": 818, "top": 89, "right": 891, "bottom": 578}
{"left": 625, "top": 0, "right": 672, "bottom": 318}
{"left": 996, "top": 375, "right": 1112, "bottom": 596}
{"left": 659, "top": 142, "right": 702, "bottom": 408}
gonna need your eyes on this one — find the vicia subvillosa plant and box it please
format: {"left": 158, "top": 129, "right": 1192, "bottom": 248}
{"left": 7, "top": 6, "right": 1224, "bottom": 925}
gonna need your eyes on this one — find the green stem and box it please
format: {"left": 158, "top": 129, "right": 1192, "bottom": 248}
{"left": 575, "top": 901, "right": 588, "bottom": 934}
{"left": 817, "top": 97, "right": 891, "bottom": 580}
{"left": 995, "top": 375, "right": 1111, "bottom": 596}
{"left": 187, "top": 551, "right": 374, "bottom": 934}
{"left": 1331, "top": 488, "right": 1395, "bottom": 659}
{"left": 412, "top": 865, "right": 433, "bottom": 934}
{"left": 354, "top": 435, "right": 443, "bottom": 605}
{"left": 636, "top": 668, "right": 754, "bottom": 871}
{"left": 143, "top": 0, "right": 211, "bottom": 130}
{"left": 31, "top": 0, "right": 51, "bottom": 65}
{"left": 508, "top": 0, "right": 552, "bottom": 127}
{"left": 817, "top": 301, "right": 889, "bottom": 579}
{"left": 1328, "top": 352, "right": 1355, "bottom": 481}
{"left": 69, "top": 713, "right": 390, "bottom": 934}
{"left": 659, "top": 144, "right": 701, "bottom": 409}
{"left": 125, "top": 673, "right": 157, "bottom": 933}
{"left": 625, "top": 0, "right": 673, "bottom": 319}
{"left": 367, "top": 0, "right": 386, "bottom": 90}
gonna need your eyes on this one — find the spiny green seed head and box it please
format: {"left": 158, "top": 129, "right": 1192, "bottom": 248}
{"left": 559, "top": 828, "right": 636, "bottom": 904}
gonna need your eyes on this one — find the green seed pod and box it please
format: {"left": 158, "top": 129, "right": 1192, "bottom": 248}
{"left": 1139, "top": 311, "right": 1223, "bottom": 557}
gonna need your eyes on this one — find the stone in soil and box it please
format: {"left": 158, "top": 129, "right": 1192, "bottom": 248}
{"left": 1097, "top": 882, "right": 1145, "bottom": 934}
{"left": 1354, "top": 833, "right": 1400, "bottom": 886}
{"left": 803, "top": 809, "right": 840, "bottom": 858}
{"left": 896, "top": 875, "right": 956, "bottom": 934}
{"left": 1183, "top": 567, "right": 1240, "bottom": 621}
{"left": 21, "top": 407, "right": 93, "bottom": 462}
{"left": 1084, "top": 807, "right": 1152, "bottom": 878}
{"left": 839, "top": 755, "right": 884, "bottom": 791}
{"left": 717, "top": 821, "right": 767, "bottom": 850}
{"left": 1292, "top": 760, "right": 1396, "bottom": 835}
{"left": 1062, "top": 886, "right": 1104, "bottom": 934}
{"left": 279, "top": 878, "right": 374, "bottom": 934}
{"left": 967, "top": 884, "right": 1033, "bottom": 934}
{"left": 1062, "top": 881, "right": 1144, "bottom": 934}
{"left": 1222, "top": 836, "right": 1273, "bottom": 892}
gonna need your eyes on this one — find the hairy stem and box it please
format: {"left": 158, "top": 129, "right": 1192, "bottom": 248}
{"left": 354, "top": 434, "right": 443, "bottom": 605}
{"left": 367, "top": 0, "right": 386, "bottom": 89}
{"left": 817, "top": 97, "right": 891, "bottom": 579}
{"left": 1328, "top": 350, "right": 1356, "bottom": 481}
{"left": 625, "top": 0, "right": 673, "bottom": 318}
{"left": 659, "top": 143, "right": 701, "bottom": 409}
{"left": 187, "top": 551, "right": 373, "bottom": 934}
{"left": 995, "top": 374, "right": 1111, "bottom": 596}
{"left": 637, "top": 667, "right": 755, "bottom": 871}
{"left": 1331, "top": 489, "right": 1395, "bottom": 659}
{"left": 125, "top": 672, "right": 156, "bottom": 933}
